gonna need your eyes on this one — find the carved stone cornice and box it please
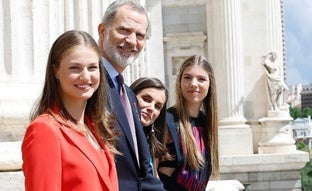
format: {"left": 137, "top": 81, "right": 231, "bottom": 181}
{"left": 163, "top": 32, "right": 207, "bottom": 43}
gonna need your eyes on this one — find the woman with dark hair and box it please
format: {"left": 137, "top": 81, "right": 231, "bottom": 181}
{"left": 22, "top": 30, "right": 119, "bottom": 191}
{"left": 158, "top": 55, "right": 219, "bottom": 191}
{"left": 130, "top": 77, "right": 168, "bottom": 176}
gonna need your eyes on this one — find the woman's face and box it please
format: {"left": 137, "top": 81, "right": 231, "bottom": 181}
{"left": 180, "top": 65, "right": 210, "bottom": 106}
{"left": 54, "top": 45, "right": 100, "bottom": 105}
{"left": 136, "top": 87, "right": 166, "bottom": 127}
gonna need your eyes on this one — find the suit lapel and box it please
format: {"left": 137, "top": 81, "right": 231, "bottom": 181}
{"left": 105, "top": 72, "right": 138, "bottom": 156}
{"left": 104, "top": 68, "right": 153, "bottom": 171}
{"left": 59, "top": 125, "right": 112, "bottom": 191}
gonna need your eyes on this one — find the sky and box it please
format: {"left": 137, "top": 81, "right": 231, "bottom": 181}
{"left": 284, "top": 0, "right": 312, "bottom": 86}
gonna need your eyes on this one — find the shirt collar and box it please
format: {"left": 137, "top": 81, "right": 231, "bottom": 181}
{"left": 102, "top": 57, "right": 119, "bottom": 89}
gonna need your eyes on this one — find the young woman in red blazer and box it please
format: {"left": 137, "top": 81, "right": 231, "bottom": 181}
{"left": 22, "top": 30, "right": 119, "bottom": 191}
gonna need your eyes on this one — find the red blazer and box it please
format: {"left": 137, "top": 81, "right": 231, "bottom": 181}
{"left": 22, "top": 106, "right": 118, "bottom": 191}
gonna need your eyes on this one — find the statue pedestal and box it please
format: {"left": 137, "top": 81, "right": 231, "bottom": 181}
{"left": 258, "top": 110, "right": 295, "bottom": 154}
{"left": 219, "top": 117, "right": 253, "bottom": 156}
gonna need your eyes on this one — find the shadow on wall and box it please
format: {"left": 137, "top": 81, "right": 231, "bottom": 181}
{"left": 244, "top": 75, "right": 268, "bottom": 154}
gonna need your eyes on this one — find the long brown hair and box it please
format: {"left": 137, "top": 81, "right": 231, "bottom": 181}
{"left": 175, "top": 55, "right": 219, "bottom": 178}
{"left": 30, "top": 30, "right": 118, "bottom": 155}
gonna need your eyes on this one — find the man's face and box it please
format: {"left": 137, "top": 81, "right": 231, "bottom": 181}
{"left": 99, "top": 5, "right": 148, "bottom": 72}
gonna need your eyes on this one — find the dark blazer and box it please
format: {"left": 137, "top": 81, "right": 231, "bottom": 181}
{"left": 104, "top": 69, "right": 165, "bottom": 191}
{"left": 165, "top": 107, "right": 184, "bottom": 170}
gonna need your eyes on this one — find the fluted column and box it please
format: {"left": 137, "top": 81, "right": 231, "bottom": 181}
{"left": 0, "top": 0, "right": 108, "bottom": 141}
{"left": 0, "top": 0, "right": 5, "bottom": 79}
{"left": 266, "top": 0, "right": 284, "bottom": 66}
{"left": 145, "top": 0, "right": 165, "bottom": 82}
{"left": 211, "top": 0, "right": 245, "bottom": 125}
{"left": 64, "top": 0, "right": 75, "bottom": 30}
{"left": 10, "top": 0, "right": 33, "bottom": 79}
{"left": 33, "top": 0, "right": 50, "bottom": 79}
{"left": 208, "top": 0, "right": 253, "bottom": 155}
{"left": 258, "top": 0, "right": 295, "bottom": 154}
{"left": 265, "top": 0, "right": 288, "bottom": 110}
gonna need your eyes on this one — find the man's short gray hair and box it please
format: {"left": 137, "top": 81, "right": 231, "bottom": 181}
{"left": 102, "top": 0, "right": 151, "bottom": 39}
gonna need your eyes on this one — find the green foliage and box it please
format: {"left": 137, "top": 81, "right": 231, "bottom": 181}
{"left": 290, "top": 107, "right": 312, "bottom": 119}
{"left": 289, "top": 108, "right": 312, "bottom": 190}
{"left": 291, "top": 108, "right": 312, "bottom": 190}
{"left": 298, "top": 141, "right": 312, "bottom": 190}
{"left": 301, "top": 159, "right": 312, "bottom": 191}
{"left": 290, "top": 107, "right": 303, "bottom": 119}
{"left": 302, "top": 107, "right": 312, "bottom": 118}
{"left": 297, "top": 140, "right": 310, "bottom": 153}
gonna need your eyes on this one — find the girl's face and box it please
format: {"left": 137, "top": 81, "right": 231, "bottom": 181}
{"left": 180, "top": 65, "right": 210, "bottom": 106}
{"left": 55, "top": 45, "right": 100, "bottom": 105}
{"left": 136, "top": 87, "right": 166, "bottom": 127}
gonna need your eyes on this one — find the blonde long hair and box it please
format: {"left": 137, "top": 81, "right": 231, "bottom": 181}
{"left": 175, "top": 55, "right": 219, "bottom": 178}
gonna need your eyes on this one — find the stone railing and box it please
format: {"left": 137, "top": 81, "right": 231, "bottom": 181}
{"left": 0, "top": 141, "right": 244, "bottom": 191}
{"left": 0, "top": 141, "right": 24, "bottom": 190}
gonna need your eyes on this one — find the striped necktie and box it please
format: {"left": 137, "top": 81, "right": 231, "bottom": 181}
{"left": 117, "top": 74, "right": 139, "bottom": 165}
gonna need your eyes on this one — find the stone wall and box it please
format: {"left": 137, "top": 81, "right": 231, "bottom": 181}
{"left": 0, "top": 141, "right": 23, "bottom": 191}
{"left": 223, "top": 170, "right": 302, "bottom": 191}
{"left": 0, "top": 1, "right": 309, "bottom": 191}
{"left": 220, "top": 152, "right": 309, "bottom": 191}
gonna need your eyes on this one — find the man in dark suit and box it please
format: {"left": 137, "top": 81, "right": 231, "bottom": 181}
{"left": 97, "top": 1, "right": 165, "bottom": 191}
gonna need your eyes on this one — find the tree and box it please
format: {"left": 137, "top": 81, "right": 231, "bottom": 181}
{"left": 302, "top": 107, "right": 312, "bottom": 118}
{"left": 290, "top": 107, "right": 303, "bottom": 119}
{"left": 290, "top": 107, "right": 312, "bottom": 119}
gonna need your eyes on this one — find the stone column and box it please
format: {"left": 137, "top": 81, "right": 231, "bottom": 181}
{"left": 64, "top": 0, "right": 75, "bottom": 30}
{"left": 145, "top": 0, "right": 165, "bottom": 82}
{"left": 10, "top": 0, "right": 34, "bottom": 79}
{"left": 0, "top": 0, "right": 107, "bottom": 141}
{"left": 266, "top": 0, "right": 284, "bottom": 65}
{"left": 0, "top": 0, "right": 39, "bottom": 141}
{"left": 208, "top": 0, "right": 253, "bottom": 155}
{"left": 265, "top": 0, "right": 288, "bottom": 110}
{"left": 0, "top": 0, "right": 5, "bottom": 79}
{"left": 258, "top": 0, "right": 296, "bottom": 154}
{"left": 33, "top": 0, "right": 50, "bottom": 79}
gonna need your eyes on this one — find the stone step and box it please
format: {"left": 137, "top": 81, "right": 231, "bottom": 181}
{"left": 0, "top": 141, "right": 22, "bottom": 171}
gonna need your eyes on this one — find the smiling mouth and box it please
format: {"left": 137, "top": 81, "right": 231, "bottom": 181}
{"left": 188, "top": 90, "right": 199, "bottom": 94}
{"left": 141, "top": 112, "right": 151, "bottom": 120}
{"left": 123, "top": 48, "right": 135, "bottom": 53}
{"left": 118, "top": 45, "right": 138, "bottom": 53}
{"left": 76, "top": 84, "right": 91, "bottom": 90}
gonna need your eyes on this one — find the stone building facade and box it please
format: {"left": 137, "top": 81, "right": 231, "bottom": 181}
{"left": 0, "top": 0, "right": 309, "bottom": 190}
{"left": 288, "top": 84, "right": 303, "bottom": 108}
{"left": 301, "top": 83, "right": 312, "bottom": 109}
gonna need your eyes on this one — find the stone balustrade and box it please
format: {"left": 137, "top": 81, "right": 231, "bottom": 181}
{"left": 0, "top": 141, "right": 244, "bottom": 191}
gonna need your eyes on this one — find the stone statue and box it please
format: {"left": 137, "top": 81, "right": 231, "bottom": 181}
{"left": 262, "top": 51, "right": 289, "bottom": 111}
